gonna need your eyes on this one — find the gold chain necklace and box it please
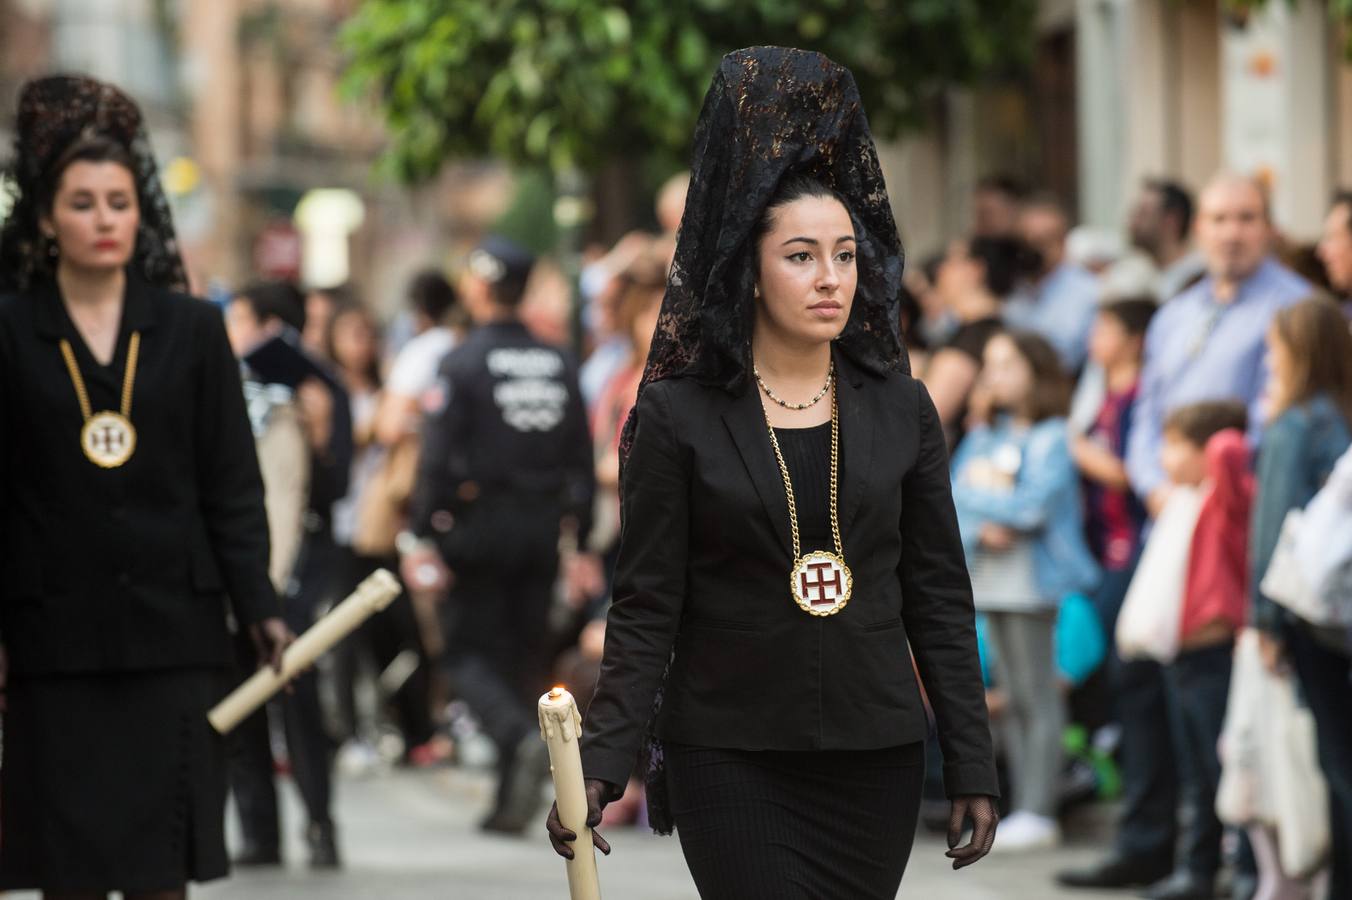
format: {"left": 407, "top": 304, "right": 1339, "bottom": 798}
{"left": 59, "top": 331, "right": 141, "bottom": 468}
{"left": 754, "top": 363, "right": 833, "bottom": 410}
{"left": 760, "top": 363, "right": 853, "bottom": 616}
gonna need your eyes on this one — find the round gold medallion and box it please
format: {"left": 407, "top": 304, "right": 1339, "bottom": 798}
{"left": 81, "top": 411, "right": 137, "bottom": 468}
{"left": 790, "top": 550, "right": 853, "bottom": 616}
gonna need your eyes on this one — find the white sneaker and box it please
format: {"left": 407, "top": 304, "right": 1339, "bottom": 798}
{"left": 990, "top": 811, "right": 1060, "bottom": 852}
{"left": 335, "top": 739, "right": 382, "bottom": 777}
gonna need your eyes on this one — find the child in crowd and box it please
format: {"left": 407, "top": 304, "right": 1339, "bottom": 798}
{"left": 951, "top": 330, "right": 1101, "bottom": 851}
{"left": 1149, "top": 400, "right": 1252, "bottom": 900}
{"left": 1249, "top": 297, "right": 1352, "bottom": 898}
{"left": 1072, "top": 296, "right": 1157, "bottom": 641}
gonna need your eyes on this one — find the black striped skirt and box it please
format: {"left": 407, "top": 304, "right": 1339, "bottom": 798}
{"left": 667, "top": 741, "right": 925, "bottom": 899}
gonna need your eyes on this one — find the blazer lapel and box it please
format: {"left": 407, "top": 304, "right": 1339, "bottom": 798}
{"left": 834, "top": 347, "right": 874, "bottom": 540}
{"left": 722, "top": 387, "right": 795, "bottom": 558}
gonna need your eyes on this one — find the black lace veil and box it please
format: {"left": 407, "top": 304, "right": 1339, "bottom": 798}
{"left": 622, "top": 46, "right": 910, "bottom": 834}
{"left": 636, "top": 45, "right": 908, "bottom": 405}
{"left": 0, "top": 74, "right": 188, "bottom": 293}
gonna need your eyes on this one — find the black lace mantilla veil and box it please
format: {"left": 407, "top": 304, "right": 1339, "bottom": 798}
{"left": 0, "top": 74, "right": 188, "bottom": 293}
{"left": 617, "top": 46, "right": 910, "bottom": 834}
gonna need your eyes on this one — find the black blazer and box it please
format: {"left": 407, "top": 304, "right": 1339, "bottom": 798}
{"left": 0, "top": 278, "right": 277, "bottom": 676}
{"left": 581, "top": 348, "right": 998, "bottom": 799}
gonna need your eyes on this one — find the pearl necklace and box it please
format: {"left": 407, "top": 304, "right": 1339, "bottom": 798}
{"left": 753, "top": 360, "right": 834, "bottom": 410}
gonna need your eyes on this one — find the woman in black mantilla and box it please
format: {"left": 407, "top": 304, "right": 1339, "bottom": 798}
{"left": 546, "top": 48, "right": 1000, "bottom": 898}
{"left": 0, "top": 76, "right": 290, "bottom": 898}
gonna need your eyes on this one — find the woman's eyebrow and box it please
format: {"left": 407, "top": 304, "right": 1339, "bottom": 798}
{"left": 780, "top": 235, "right": 856, "bottom": 246}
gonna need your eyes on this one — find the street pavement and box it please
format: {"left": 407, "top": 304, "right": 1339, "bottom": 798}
{"left": 214, "top": 767, "right": 1122, "bottom": 899}
{"left": 9, "top": 767, "right": 1125, "bottom": 899}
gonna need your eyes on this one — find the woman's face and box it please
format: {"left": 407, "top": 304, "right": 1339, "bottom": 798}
{"left": 981, "top": 333, "right": 1033, "bottom": 411}
{"left": 224, "top": 296, "right": 268, "bottom": 358}
{"left": 332, "top": 309, "right": 379, "bottom": 374}
{"left": 936, "top": 239, "right": 980, "bottom": 306}
{"left": 1262, "top": 324, "right": 1295, "bottom": 419}
{"left": 1265, "top": 324, "right": 1294, "bottom": 398}
{"left": 754, "top": 194, "right": 857, "bottom": 346}
{"left": 303, "top": 292, "right": 336, "bottom": 356}
{"left": 41, "top": 160, "right": 140, "bottom": 272}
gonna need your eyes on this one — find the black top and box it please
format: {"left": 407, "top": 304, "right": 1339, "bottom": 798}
{"left": 582, "top": 348, "right": 998, "bottom": 801}
{"left": 772, "top": 422, "right": 834, "bottom": 552}
{"left": 0, "top": 277, "right": 277, "bottom": 675}
{"left": 944, "top": 315, "right": 1003, "bottom": 364}
{"left": 410, "top": 320, "right": 595, "bottom": 562}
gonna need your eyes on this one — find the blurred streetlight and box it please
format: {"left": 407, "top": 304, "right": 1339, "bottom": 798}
{"left": 294, "top": 187, "right": 365, "bottom": 289}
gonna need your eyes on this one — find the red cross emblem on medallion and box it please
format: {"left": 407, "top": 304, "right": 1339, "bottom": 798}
{"left": 800, "top": 561, "right": 843, "bottom": 605}
{"left": 791, "top": 550, "right": 853, "bottom": 616}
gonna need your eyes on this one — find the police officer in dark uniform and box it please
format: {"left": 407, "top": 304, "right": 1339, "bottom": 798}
{"left": 402, "top": 236, "right": 594, "bottom": 834}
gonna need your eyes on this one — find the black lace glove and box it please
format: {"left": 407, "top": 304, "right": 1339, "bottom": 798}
{"left": 945, "top": 795, "right": 1000, "bottom": 869}
{"left": 546, "top": 778, "right": 616, "bottom": 860}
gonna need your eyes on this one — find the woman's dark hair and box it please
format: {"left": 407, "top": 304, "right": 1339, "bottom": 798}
{"left": 966, "top": 236, "right": 1039, "bottom": 298}
{"left": 1000, "top": 330, "right": 1071, "bottom": 423}
{"left": 750, "top": 174, "right": 854, "bottom": 252}
{"left": 326, "top": 301, "right": 383, "bottom": 389}
{"left": 1099, "top": 295, "right": 1158, "bottom": 337}
{"left": 1269, "top": 295, "right": 1352, "bottom": 427}
{"left": 407, "top": 269, "right": 458, "bottom": 323}
{"left": 1145, "top": 177, "right": 1194, "bottom": 240}
{"left": 234, "top": 280, "right": 306, "bottom": 332}
{"left": 976, "top": 172, "right": 1028, "bottom": 203}
{"left": 39, "top": 135, "right": 138, "bottom": 213}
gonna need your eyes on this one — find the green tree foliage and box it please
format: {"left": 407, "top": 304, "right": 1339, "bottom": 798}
{"left": 340, "top": 0, "right": 1037, "bottom": 182}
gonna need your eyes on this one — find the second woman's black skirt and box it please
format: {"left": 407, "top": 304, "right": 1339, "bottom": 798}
{"left": 666, "top": 741, "right": 925, "bottom": 900}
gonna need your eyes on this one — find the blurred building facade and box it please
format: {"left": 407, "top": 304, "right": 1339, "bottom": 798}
{"left": 5, "top": 0, "right": 1348, "bottom": 291}
{"left": 0, "top": 0, "right": 512, "bottom": 312}
{"left": 884, "top": 0, "right": 1352, "bottom": 259}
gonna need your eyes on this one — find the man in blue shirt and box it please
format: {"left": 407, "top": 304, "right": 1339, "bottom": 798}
{"left": 1126, "top": 175, "right": 1310, "bottom": 517}
{"left": 1061, "top": 173, "right": 1308, "bottom": 900}
{"left": 1005, "top": 194, "right": 1100, "bottom": 372}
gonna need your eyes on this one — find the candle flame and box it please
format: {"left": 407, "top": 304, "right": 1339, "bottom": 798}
{"left": 549, "top": 685, "right": 567, "bottom": 699}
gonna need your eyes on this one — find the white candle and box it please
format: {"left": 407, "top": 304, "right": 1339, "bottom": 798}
{"left": 208, "top": 569, "right": 402, "bottom": 734}
{"left": 538, "top": 686, "right": 602, "bottom": 900}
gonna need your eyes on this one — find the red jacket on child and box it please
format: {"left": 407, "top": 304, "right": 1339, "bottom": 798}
{"left": 1181, "top": 429, "right": 1254, "bottom": 642}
